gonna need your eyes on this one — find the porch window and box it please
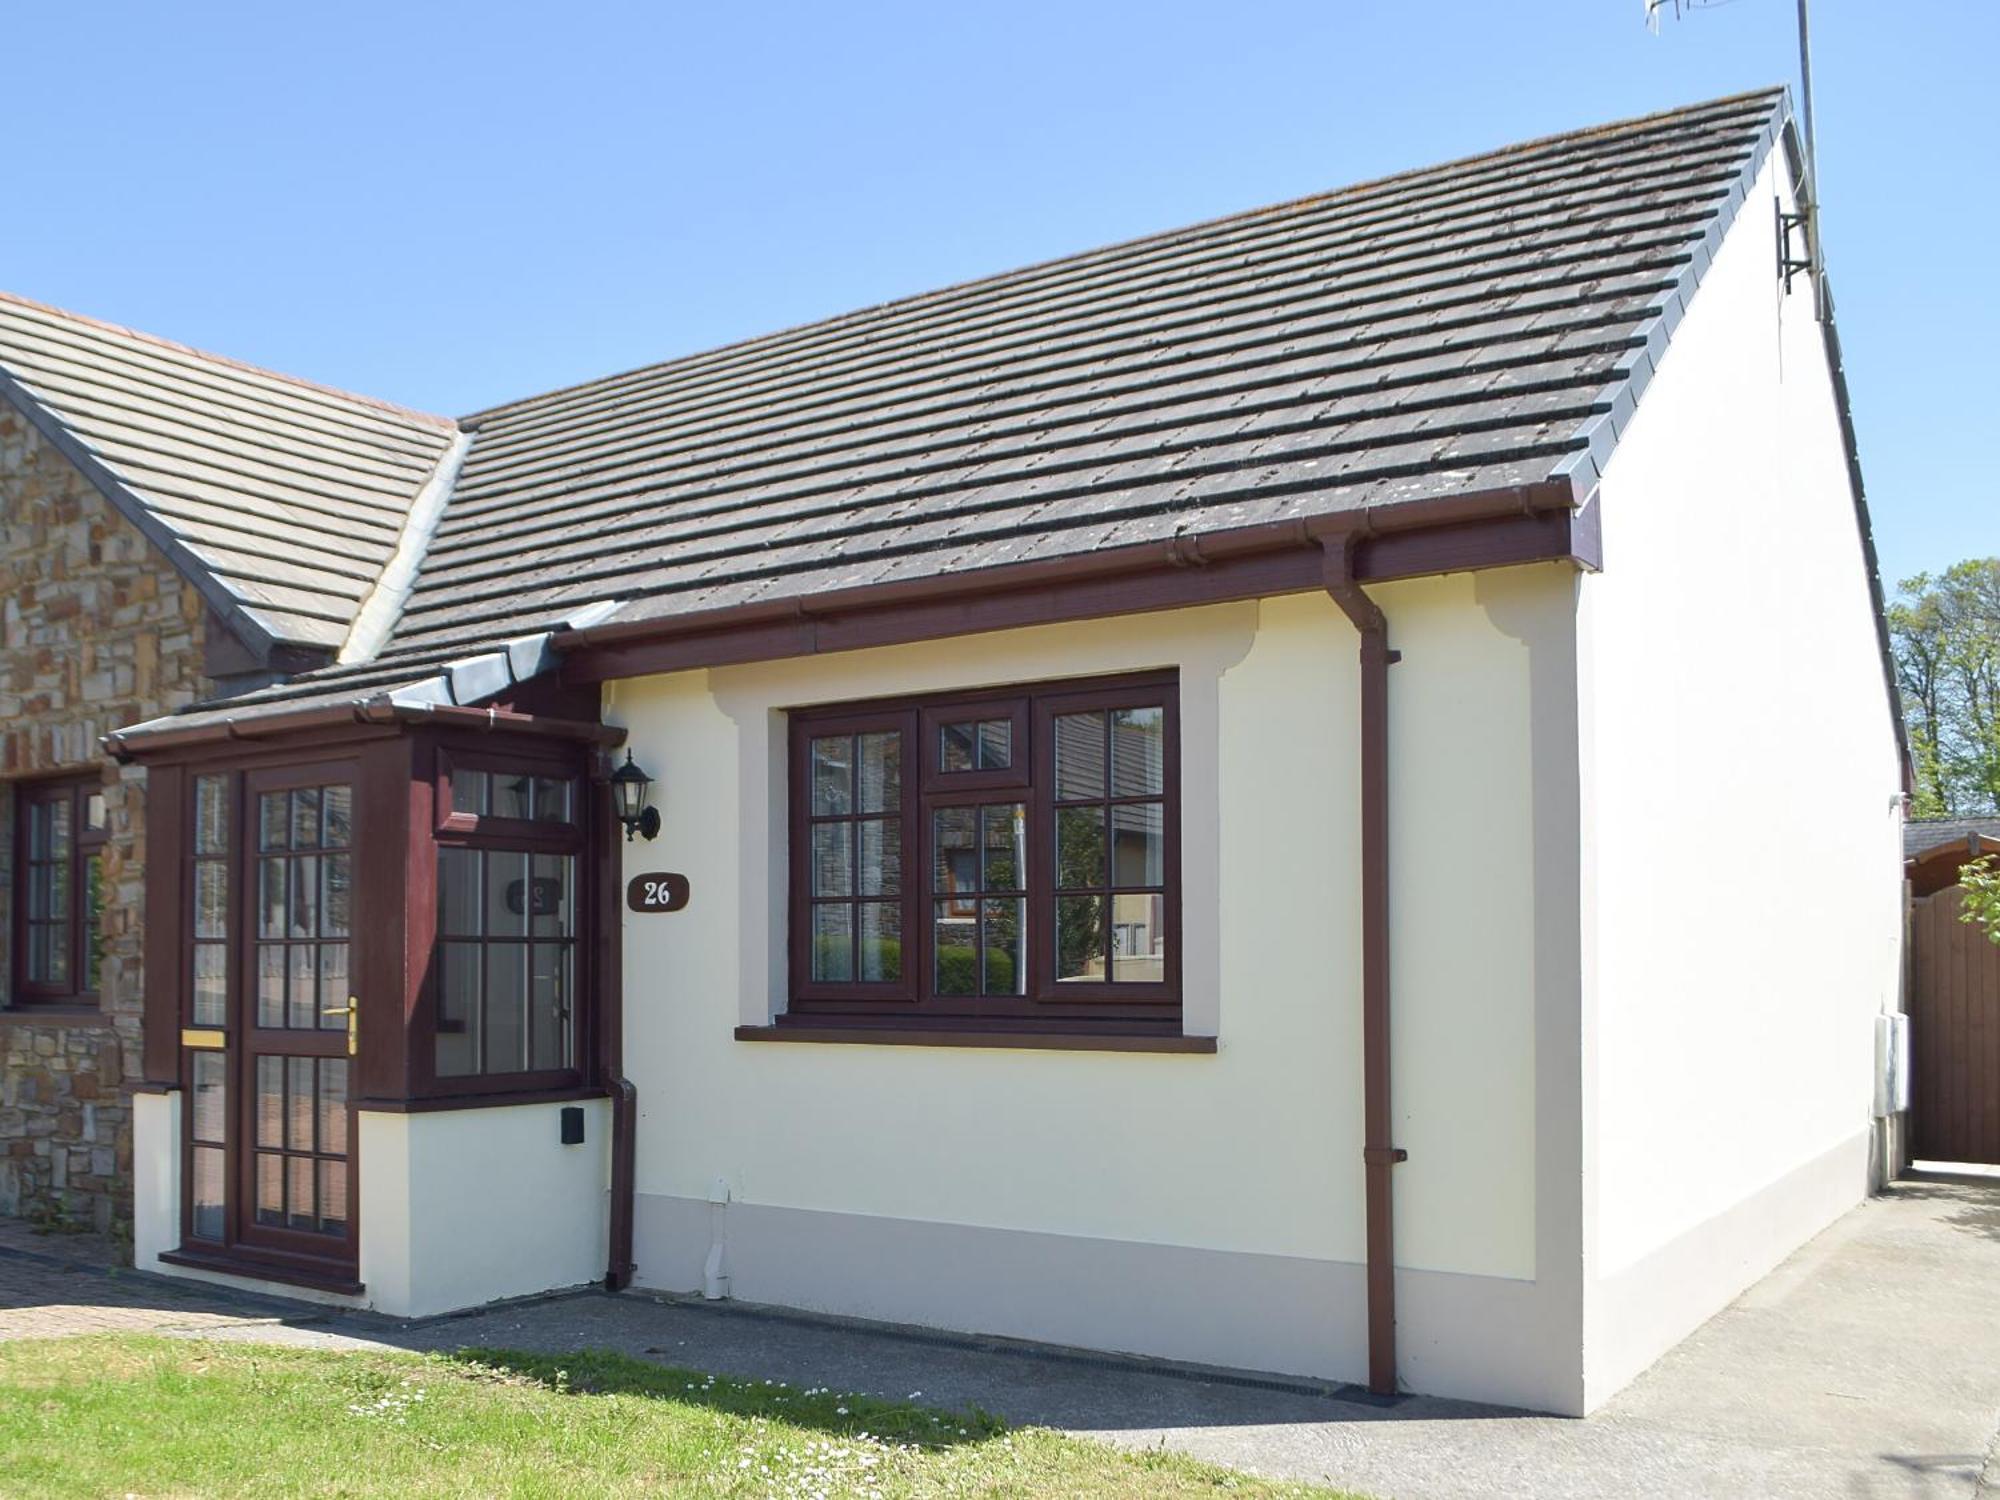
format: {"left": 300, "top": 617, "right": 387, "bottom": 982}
{"left": 786, "top": 672, "right": 1180, "bottom": 1032}
{"left": 10, "top": 775, "right": 108, "bottom": 1005}
{"left": 146, "top": 727, "right": 607, "bottom": 1288}
{"left": 432, "top": 754, "right": 586, "bottom": 1086}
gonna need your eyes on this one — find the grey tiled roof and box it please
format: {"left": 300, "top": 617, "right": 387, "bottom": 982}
{"left": 1906, "top": 817, "right": 2000, "bottom": 860}
{"left": 100, "top": 86, "right": 1794, "bottom": 741}
{"left": 378, "top": 86, "right": 1787, "bottom": 664}
{"left": 0, "top": 292, "right": 458, "bottom": 653}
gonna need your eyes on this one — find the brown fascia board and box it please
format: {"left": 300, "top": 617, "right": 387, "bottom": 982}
{"left": 104, "top": 699, "right": 626, "bottom": 763}
{"left": 0, "top": 364, "right": 288, "bottom": 668}
{"left": 555, "top": 476, "right": 1600, "bottom": 684}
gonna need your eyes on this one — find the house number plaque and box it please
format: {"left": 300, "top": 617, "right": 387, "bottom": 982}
{"left": 627, "top": 872, "right": 691, "bottom": 913}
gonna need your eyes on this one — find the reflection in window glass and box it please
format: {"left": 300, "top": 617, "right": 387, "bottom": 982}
{"left": 939, "top": 719, "right": 1012, "bottom": 772}
{"left": 190, "top": 775, "right": 230, "bottom": 1027}
{"left": 1053, "top": 703, "right": 1168, "bottom": 985}
{"left": 190, "top": 1052, "right": 226, "bottom": 1144}
{"left": 22, "top": 795, "right": 73, "bottom": 986}
{"left": 451, "top": 769, "right": 489, "bottom": 818}
{"left": 437, "top": 942, "right": 482, "bottom": 1077}
{"left": 807, "top": 730, "right": 904, "bottom": 985}
{"left": 194, "top": 945, "right": 227, "bottom": 1028}
{"left": 450, "top": 765, "right": 576, "bottom": 824}
{"left": 251, "top": 781, "right": 353, "bottom": 1031}
{"left": 932, "top": 803, "right": 1025, "bottom": 997}
{"left": 251, "top": 1057, "right": 349, "bottom": 1235}
{"left": 492, "top": 775, "right": 533, "bottom": 821}
{"left": 191, "top": 1146, "right": 225, "bottom": 1241}
{"left": 194, "top": 775, "right": 228, "bottom": 855}
{"left": 811, "top": 737, "right": 852, "bottom": 817}
{"left": 1110, "top": 706, "right": 1165, "bottom": 796}
{"left": 434, "top": 848, "right": 577, "bottom": 1077}
{"left": 1054, "top": 712, "right": 1107, "bottom": 800}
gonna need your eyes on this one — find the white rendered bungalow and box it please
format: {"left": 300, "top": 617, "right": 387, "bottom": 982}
{"left": 89, "top": 89, "right": 1904, "bottom": 1415}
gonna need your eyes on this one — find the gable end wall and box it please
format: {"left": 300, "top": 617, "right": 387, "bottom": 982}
{"left": 0, "top": 398, "right": 214, "bottom": 1235}
{"left": 1576, "top": 147, "right": 1905, "bottom": 1407}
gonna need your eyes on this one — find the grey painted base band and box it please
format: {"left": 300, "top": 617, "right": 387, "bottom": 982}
{"left": 633, "top": 1194, "right": 1580, "bottom": 1413}
{"left": 1585, "top": 1129, "right": 1872, "bottom": 1407}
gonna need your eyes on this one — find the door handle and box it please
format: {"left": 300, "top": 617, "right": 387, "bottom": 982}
{"left": 322, "top": 997, "right": 358, "bottom": 1057}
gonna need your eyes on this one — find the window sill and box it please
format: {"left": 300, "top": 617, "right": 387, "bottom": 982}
{"left": 735, "top": 1023, "right": 1216, "bottom": 1054}
{"left": 159, "top": 1245, "right": 363, "bottom": 1296}
{"left": 0, "top": 1004, "right": 111, "bottom": 1028}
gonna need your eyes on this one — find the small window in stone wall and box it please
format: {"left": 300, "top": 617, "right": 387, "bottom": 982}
{"left": 11, "top": 775, "right": 108, "bottom": 1005}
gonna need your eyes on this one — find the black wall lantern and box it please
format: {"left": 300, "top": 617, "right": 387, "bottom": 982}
{"left": 610, "top": 750, "right": 660, "bottom": 842}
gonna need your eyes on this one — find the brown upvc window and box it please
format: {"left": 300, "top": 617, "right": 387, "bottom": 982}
{"left": 786, "top": 671, "right": 1180, "bottom": 1032}
{"left": 428, "top": 747, "right": 588, "bottom": 1091}
{"left": 11, "top": 774, "right": 108, "bottom": 1005}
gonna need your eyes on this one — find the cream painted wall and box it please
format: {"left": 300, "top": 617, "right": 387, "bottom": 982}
{"left": 1579, "top": 146, "right": 1905, "bottom": 1402}
{"left": 359, "top": 1100, "right": 611, "bottom": 1318}
{"left": 608, "top": 572, "right": 1573, "bottom": 1394}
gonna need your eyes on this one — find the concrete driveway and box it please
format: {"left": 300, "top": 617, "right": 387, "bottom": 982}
{"left": 5, "top": 1172, "right": 1997, "bottom": 1497}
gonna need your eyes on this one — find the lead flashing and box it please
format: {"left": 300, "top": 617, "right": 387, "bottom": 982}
{"left": 337, "top": 428, "right": 474, "bottom": 665}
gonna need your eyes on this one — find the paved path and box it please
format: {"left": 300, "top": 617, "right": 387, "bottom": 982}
{"left": 3, "top": 1175, "right": 1997, "bottom": 1497}
{"left": 0, "top": 1219, "right": 299, "bottom": 1341}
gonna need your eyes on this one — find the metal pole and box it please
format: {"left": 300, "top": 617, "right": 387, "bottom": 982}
{"left": 1795, "top": 0, "right": 1828, "bottom": 318}
{"left": 1796, "top": 0, "right": 1818, "bottom": 195}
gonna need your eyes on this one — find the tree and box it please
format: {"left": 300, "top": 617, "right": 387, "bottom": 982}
{"left": 1961, "top": 855, "right": 2000, "bottom": 947}
{"left": 1888, "top": 559, "right": 2000, "bottom": 816}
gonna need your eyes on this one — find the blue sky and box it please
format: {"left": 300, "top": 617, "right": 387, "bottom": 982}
{"left": 6, "top": 2, "right": 1990, "bottom": 589}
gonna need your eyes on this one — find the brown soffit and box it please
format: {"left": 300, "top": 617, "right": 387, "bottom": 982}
{"left": 556, "top": 478, "right": 1599, "bottom": 685}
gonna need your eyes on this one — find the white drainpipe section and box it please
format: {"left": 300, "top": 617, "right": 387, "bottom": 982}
{"left": 703, "top": 1177, "right": 731, "bottom": 1300}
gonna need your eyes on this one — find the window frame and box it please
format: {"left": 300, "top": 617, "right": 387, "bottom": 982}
{"left": 785, "top": 671, "right": 1181, "bottom": 1032}
{"left": 417, "top": 740, "right": 594, "bottom": 1101}
{"left": 10, "top": 773, "right": 108, "bottom": 1007}
{"left": 786, "top": 707, "right": 921, "bottom": 1008}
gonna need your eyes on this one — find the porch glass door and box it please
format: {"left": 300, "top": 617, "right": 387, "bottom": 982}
{"left": 237, "top": 766, "right": 357, "bottom": 1263}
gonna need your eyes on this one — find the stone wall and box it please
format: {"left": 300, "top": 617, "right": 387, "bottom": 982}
{"left": 0, "top": 398, "right": 211, "bottom": 1235}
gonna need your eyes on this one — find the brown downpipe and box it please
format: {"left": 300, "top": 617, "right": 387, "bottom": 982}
{"left": 1321, "top": 535, "right": 1406, "bottom": 1398}
{"left": 593, "top": 751, "right": 638, "bottom": 1291}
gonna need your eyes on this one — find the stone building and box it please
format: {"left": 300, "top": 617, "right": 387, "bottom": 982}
{"left": 0, "top": 292, "right": 453, "bottom": 1233}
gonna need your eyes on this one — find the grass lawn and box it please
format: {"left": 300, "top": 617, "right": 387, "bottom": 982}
{"left": 0, "top": 1335, "right": 1362, "bottom": 1498}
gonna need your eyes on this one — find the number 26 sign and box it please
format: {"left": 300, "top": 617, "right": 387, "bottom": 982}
{"left": 626, "top": 873, "right": 691, "bottom": 913}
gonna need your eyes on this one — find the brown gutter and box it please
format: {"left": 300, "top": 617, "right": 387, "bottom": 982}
{"left": 1320, "top": 535, "right": 1407, "bottom": 1399}
{"left": 559, "top": 481, "right": 1583, "bottom": 644}
{"left": 555, "top": 481, "right": 1594, "bottom": 683}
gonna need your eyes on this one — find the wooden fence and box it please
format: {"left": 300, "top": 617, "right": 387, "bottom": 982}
{"left": 1910, "top": 884, "right": 2000, "bottom": 1166}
